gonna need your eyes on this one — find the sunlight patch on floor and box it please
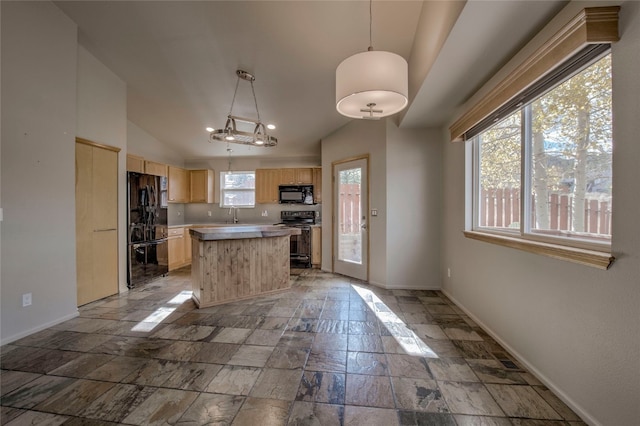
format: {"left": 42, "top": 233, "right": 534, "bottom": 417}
{"left": 131, "top": 291, "right": 192, "bottom": 332}
{"left": 351, "top": 284, "right": 438, "bottom": 358}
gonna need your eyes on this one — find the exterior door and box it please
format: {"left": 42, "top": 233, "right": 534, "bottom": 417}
{"left": 333, "top": 157, "right": 368, "bottom": 281}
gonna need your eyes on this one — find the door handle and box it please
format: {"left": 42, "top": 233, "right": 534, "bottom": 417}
{"left": 361, "top": 223, "right": 367, "bottom": 230}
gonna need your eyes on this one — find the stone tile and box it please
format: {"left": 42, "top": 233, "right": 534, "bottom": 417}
{"left": 343, "top": 405, "right": 399, "bottom": 426}
{"left": 287, "top": 401, "right": 344, "bottom": 426}
{"left": 3, "top": 411, "right": 69, "bottom": 425}
{"left": 155, "top": 341, "right": 205, "bottom": 361}
{"left": 122, "top": 388, "right": 199, "bottom": 425}
{"left": 34, "top": 379, "right": 115, "bottom": 416}
{"left": 313, "top": 319, "right": 349, "bottom": 334}
{"left": 266, "top": 346, "right": 310, "bottom": 369}
{"left": 176, "top": 393, "right": 244, "bottom": 425}
{"left": 426, "top": 358, "right": 479, "bottom": 382}
{"left": 346, "top": 351, "right": 388, "bottom": 376}
{"left": 313, "top": 333, "right": 348, "bottom": 351}
{"left": 467, "top": 359, "right": 527, "bottom": 385}
{"left": 0, "top": 375, "right": 75, "bottom": 409}
{"left": 122, "top": 359, "right": 183, "bottom": 386}
{"left": 1, "top": 347, "right": 82, "bottom": 374}
{"left": 442, "top": 325, "right": 484, "bottom": 341}
{"left": 228, "top": 345, "right": 274, "bottom": 367}
{"left": 84, "top": 356, "right": 148, "bottom": 382}
{"left": 1, "top": 406, "right": 26, "bottom": 424}
{"left": 306, "top": 350, "right": 347, "bottom": 373}
{"left": 278, "top": 331, "right": 315, "bottom": 349}
{"left": 48, "top": 354, "right": 115, "bottom": 379}
{"left": 296, "top": 371, "right": 346, "bottom": 404}
{"left": 347, "top": 334, "right": 384, "bottom": 352}
{"left": 161, "top": 362, "right": 222, "bottom": 391}
{"left": 397, "top": 411, "right": 457, "bottom": 426}
{"left": 451, "top": 341, "right": 495, "bottom": 359}
{"left": 211, "top": 327, "right": 253, "bottom": 344}
{"left": 245, "top": 329, "right": 284, "bottom": 346}
{"left": 79, "top": 383, "right": 156, "bottom": 422}
{"left": 348, "top": 321, "right": 380, "bottom": 335}
{"left": 485, "top": 384, "right": 562, "bottom": 420}
{"left": 533, "top": 386, "right": 581, "bottom": 421}
{"left": 410, "top": 324, "right": 449, "bottom": 340}
{"left": 250, "top": 368, "right": 304, "bottom": 401}
{"left": 287, "top": 318, "right": 318, "bottom": 333}
{"left": 438, "top": 381, "right": 505, "bottom": 416}
{"left": 0, "top": 371, "right": 42, "bottom": 397}
{"left": 453, "top": 415, "right": 513, "bottom": 425}
{"left": 206, "top": 365, "right": 261, "bottom": 395}
{"left": 258, "top": 317, "right": 291, "bottom": 331}
{"left": 231, "top": 397, "right": 291, "bottom": 425}
{"left": 191, "top": 342, "right": 240, "bottom": 364}
{"left": 386, "top": 354, "right": 433, "bottom": 379}
{"left": 345, "top": 373, "right": 394, "bottom": 408}
{"left": 391, "top": 377, "right": 448, "bottom": 413}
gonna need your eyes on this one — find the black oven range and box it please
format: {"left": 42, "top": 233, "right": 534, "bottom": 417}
{"left": 276, "top": 210, "right": 316, "bottom": 268}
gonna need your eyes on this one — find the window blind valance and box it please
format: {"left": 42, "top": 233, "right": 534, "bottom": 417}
{"left": 449, "top": 6, "right": 620, "bottom": 142}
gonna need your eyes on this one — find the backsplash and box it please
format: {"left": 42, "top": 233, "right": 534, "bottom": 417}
{"left": 184, "top": 203, "right": 321, "bottom": 225}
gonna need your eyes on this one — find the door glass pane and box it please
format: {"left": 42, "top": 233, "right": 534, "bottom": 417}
{"left": 338, "top": 167, "right": 362, "bottom": 263}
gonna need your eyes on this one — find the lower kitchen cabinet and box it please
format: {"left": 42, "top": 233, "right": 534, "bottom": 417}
{"left": 168, "top": 226, "right": 192, "bottom": 271}
{"left": 311, "top": 226, "right": 322, "bottom": 267}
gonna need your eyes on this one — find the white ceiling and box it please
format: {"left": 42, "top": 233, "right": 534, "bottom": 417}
{"left": 54, "top": 0, "right": 567, "bottom": 159}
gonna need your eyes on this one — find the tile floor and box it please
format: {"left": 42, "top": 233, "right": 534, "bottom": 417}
{"left": 1, "top": 268, "right": 585, "bottom": 425}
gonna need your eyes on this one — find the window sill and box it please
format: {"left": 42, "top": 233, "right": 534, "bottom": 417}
{"left": 463, "top": 230, "right": 614, "bottom": 270}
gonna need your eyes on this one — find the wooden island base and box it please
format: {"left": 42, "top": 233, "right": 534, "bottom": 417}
{"left": 190, "top": 226, "right": 300, "bottom": 308}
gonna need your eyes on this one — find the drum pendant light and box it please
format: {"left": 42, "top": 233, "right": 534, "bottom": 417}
{"left": 336, "top": 0, "right": 408, "bottom": 119}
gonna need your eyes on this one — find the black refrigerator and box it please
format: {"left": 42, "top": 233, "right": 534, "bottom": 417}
{"left": 127, "top": 172, "right": 169, "bottom": 288}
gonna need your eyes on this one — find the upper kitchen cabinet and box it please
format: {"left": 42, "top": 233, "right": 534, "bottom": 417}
{"left": 312, "top": 167, "right": 322, "bottom": 204}
{"left": 126, "top": 154, "right": 145, "bottom": 173}
{"left": 281, "top": 168, "right": 313, "bottom": 185}
{"left": 256, "top": 168, "right": 281, "bottom": 204}
{"left": 144, "top": 160, "right": 168, "bottom": 177}
{"left": 190, "top": 169, "right": 215, "bottom": 203}
{"left": 168, "top": 166, "right": 189, "bottom": 203}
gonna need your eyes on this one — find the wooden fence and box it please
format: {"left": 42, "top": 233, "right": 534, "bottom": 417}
{"left": 338, "top": 183, "right": 361, "bottom": 233}
{"left": 480, "top": 188, "right": 612, "bottom": 235}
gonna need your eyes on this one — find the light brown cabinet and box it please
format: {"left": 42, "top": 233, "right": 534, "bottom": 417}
{"left": 76, "top": 139, "right": 119, "bottom": 306}
{"left": 280, "top": 168, "right": 313, "bottom": 185}
{"left": 255, "top": 167, "right": 321, "bottom": 204}
{"left": 168, "top": 227, "right": 186, "bottom": 270}
{"left": 311, "top": 226, "right": 322, "bottom": 267}
{"left": 255, "top": 168, "right": 281, "bottom": 204}
{"left": 168, "top": 166, "right": 189, "bottom": 203}
{"left": 312, "top": 167, "right": 322, "bottom": 204}
{"left": 126, "top": 154, "right": 145, "bottom": 173}
{"left": 189, "top": 169, "right": 215, "bottom": 203}
{"left": 145, "top": 160, "right": 168, "bottom": 177}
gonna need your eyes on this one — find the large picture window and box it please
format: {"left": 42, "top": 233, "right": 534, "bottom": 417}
{"left": 220, "top": 171, "right": 255, "bottom": 208}
{"left": 473, "top": 53, "right": 612, "bottom": 249}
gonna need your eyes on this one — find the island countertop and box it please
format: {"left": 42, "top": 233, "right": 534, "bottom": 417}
{"left": 189, "top": 225, "right": 301, "bottom": 241}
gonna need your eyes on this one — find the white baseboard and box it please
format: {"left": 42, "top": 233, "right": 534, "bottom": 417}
{"left": 441, "top": 289, "right": 599, "bottom": 426}
{"left": 1, "top": 311, "right": 79, "bottom": 346}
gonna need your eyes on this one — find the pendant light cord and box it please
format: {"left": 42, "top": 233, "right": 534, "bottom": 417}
{"left": 228, "top": 77, "right": 240, "bottom": 116}
{"left": 368, "top": 0, "right": 373, "bottom": 51}
{"left": 250, "top": 80, "right": 261, "bottom": 122}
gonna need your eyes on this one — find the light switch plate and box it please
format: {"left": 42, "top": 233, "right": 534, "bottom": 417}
{"left": 371, "top": 209, "right": 378, "bottom": 217}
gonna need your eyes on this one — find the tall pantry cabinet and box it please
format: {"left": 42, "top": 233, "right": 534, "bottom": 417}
{"left": 75, "top": 138, "right": 119, "bottom": 306}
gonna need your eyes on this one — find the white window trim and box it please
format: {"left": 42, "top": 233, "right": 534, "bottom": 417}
{"left": 219, "top": 171, "right": 256, "bottom": 208}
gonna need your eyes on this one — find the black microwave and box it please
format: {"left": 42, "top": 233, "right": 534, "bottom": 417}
{"left": 279, "top": 185, "right": 314, "bottom": 204}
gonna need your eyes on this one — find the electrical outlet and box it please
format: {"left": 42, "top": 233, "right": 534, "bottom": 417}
{"left": 447, "top": 268, "right": 451, "bottom": 278}
{"left": 207, "top": 211, "right": 212, "bottom": 217}
{"left": 22, "top": 293, "right": 32, "bottom": 307}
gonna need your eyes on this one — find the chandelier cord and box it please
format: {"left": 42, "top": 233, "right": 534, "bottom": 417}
{"left": 228, "top": 76, "right": 241, "bottom": 117}
{"left": 250, "top": 80, "right": 261, "bottom": 123}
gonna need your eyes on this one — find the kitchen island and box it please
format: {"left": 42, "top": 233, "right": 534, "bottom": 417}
{"left": 189, "top": 225, "right": 301, "bottom": 308}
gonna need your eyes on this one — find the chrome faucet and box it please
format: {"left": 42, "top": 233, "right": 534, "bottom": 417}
{"left": 228, "top": 206, "right": 239, "bottom": 224}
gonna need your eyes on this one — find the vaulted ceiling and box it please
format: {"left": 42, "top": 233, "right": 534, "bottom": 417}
{"left": 54, "top": 0, "right": 567, "bottom": 159}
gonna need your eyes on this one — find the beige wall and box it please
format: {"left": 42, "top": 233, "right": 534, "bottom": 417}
{"left": 321, "top": 119, "right": 388, "bottom": 285}
{"left": 441, "top": 1, "right": 640, "bottom": 424}
{"left": 1, "top": 1, "right": 79, "bottom": 343}
{"left": 76, "top": 46, "right": 128, "bottom": 293}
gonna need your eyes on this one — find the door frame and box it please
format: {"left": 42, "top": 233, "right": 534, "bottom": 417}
{"left": 331, "top": 154, "right": 370, "bottom": 281}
